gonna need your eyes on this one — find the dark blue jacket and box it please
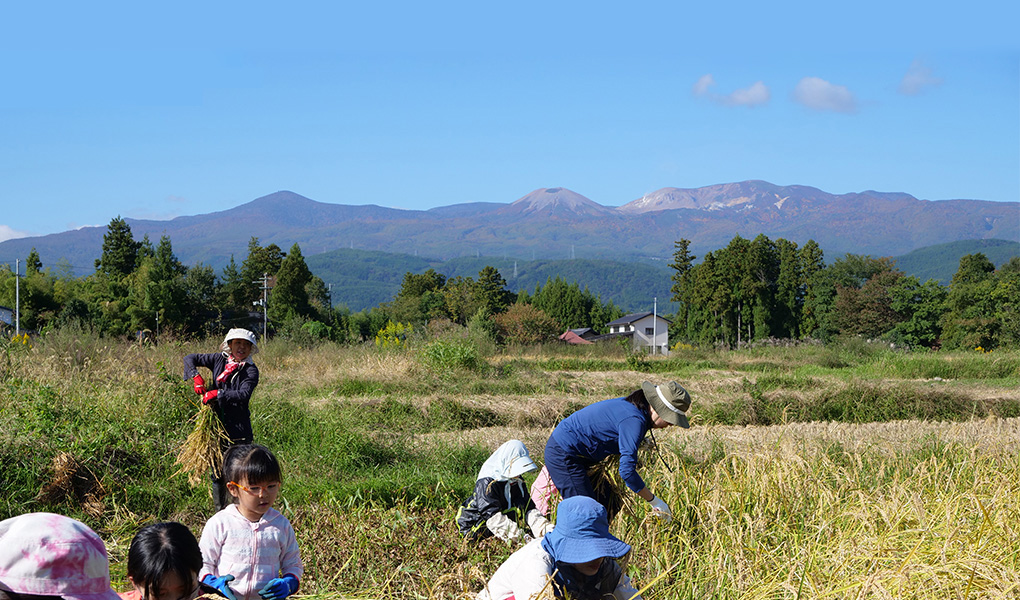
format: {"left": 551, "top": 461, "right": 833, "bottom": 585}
{"left": 183, "top": 352, "right": 259, "bottom": 444}
{"left": 548, "top": 397, "right": 651, "bottom": 493}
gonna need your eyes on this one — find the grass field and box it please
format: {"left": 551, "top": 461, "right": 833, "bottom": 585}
{"left": 2, "top": 329, "right": 1019, "bottom": 599}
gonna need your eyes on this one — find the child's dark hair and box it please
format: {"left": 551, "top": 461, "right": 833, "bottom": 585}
{"left": 223, "top": 444, "right": 282, "bottom": 486}
{"left": 623, "top": 388, "right": 651, "bottom": 418}
{"left": 126, "top": 522, "right": 202, "bottom": 598}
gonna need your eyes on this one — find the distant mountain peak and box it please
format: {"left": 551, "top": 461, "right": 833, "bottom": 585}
{"left": 504, "top": 187, "right": 615, "bottom": 217}
{"left": 616, "top": 180, "right": 917, "bottom": 213}
{"left": 249, "top": 190, "right": 317, "bottom": 204}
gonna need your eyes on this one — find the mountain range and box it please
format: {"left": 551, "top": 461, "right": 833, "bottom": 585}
{"left": 0, "top": 180, "right": 1016, "bottom": 308}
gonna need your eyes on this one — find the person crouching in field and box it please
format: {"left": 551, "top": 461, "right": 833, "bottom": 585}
{"left": 476, "top": 495, "right": 643, "bottom": 600}
{"left": 457, "top": 440, "right": 554, "bottom": 543}
{"left": 183, "top": 328, "right": 260, "bottom": 510}
{"left": 199, "top": 444, "right": 302, "bottom": 600}
{"left": 544, "top": 380, "right": 691, "bottom": 523}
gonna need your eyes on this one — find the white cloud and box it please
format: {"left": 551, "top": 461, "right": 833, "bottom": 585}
{"left": 693, "top": 74, "right": 770, "bottom": 107}
{"left": 899, "top": 59, "right": 942, "bottom": 95}
{"left": 726, "top": 81, "right": 770, "bottom": 107}
{"left": 792, "top": 77, "right": 858, "bottom": 113}
{"left": 0, "top": 225, "right": 31, "bottom": 243}
{"left": 693, "top": 74, "right": 715, "bottom": 96}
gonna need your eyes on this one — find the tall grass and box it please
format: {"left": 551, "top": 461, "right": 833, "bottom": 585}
{"left": 616, "top": 430, "right": 1020, "bottom": 599}
{"left": 2, "top": 330, "right": 1019, "bottom": 598}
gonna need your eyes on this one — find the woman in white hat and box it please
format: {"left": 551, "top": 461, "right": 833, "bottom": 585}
{"left": 476, "top": 495, "right": 642, "bottom": 600}
{"left": 183, "top": 328, "right": 260, "bottom": 510}
{"left": 543, "top": 381, "right": 691, "bottom": 523}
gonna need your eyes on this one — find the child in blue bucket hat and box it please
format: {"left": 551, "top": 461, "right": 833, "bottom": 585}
{"left": 476, "top": 496, "right": 643, "bottom": 600}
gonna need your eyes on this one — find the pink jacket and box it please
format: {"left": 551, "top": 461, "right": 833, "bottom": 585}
{"left": 199, "top": 505, "right": 303, "bottom": 600}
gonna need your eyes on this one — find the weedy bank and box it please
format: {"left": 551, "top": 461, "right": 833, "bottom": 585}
{"left": 1, "top": 329, "right": 1019, "bottom": 598}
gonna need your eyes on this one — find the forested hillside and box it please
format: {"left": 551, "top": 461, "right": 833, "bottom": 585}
{"left": 306, "top": 250, "right": 674, "bottom": 312}
{"left": 891, "top": 239, "right": 1019, "bottom": 283}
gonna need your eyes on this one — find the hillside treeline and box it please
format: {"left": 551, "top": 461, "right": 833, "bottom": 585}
{"left": 3, "top": 217, "right": 1017, "bottom": 351}
{"left": 669, "top": 235, "right": 1020, "bottom": 350}
{"left": 0, "top": 217, "right": 625, "bottom": 345}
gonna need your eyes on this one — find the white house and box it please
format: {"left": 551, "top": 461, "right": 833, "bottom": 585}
{"left": 605, "top": 312, "right": 671, "bottom": 355}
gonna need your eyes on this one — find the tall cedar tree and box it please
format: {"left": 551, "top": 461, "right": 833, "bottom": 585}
{"left": 269, "top": 243, "right": 314, "bottom": 322}
{"left": 95, "top": 216, "right": 141, "bottom": 278}
{"left": 240, "top": 237, "right": 285, "bottom": 307}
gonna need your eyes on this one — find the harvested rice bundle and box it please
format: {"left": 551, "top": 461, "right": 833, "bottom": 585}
{"left": 174, "top": 404, "right": 229, "bottom": 486}
{"left": 587, "top": 455, "right": 629, "bottom": 523}
{"left": 587, "top": 438, "right": 659, "bottom": 524}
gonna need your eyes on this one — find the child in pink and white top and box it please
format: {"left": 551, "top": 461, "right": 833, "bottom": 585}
{"left": 199, "top": 445, "right": 303, "bottom": 600}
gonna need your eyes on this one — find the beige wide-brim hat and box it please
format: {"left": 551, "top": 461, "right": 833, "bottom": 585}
{"left": 641, "top": 380, "right": 691, "bottom": 428}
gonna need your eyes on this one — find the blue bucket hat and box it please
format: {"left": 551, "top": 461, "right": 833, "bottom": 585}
{"left": 541, "top": 496, "right": 631, "bottom": 564}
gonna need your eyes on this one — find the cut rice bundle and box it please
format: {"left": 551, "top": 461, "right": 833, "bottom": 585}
{"left": 174, "top": 404, "right": 229, "bottom": 486}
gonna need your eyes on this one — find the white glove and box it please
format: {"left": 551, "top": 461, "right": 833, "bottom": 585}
{"left": 486, "top": 512, "right": 523, "bottom": 542}
{"left": 526, "top": 508, "right": 554, "bottom": 538}
{"left": 648, "top": 495, "right": 673, "bottom": 523}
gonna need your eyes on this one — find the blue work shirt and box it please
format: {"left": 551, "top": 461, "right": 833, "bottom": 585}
{"left": 548, "top": 397, "right": 652, "bottom": 493}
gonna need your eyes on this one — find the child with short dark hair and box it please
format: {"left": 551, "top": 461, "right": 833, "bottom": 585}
{"left": 199, "top": 445, "right": 302, "bottom": 600}
{"left": 121, "top": 522, "right": 214, "bottom": 600}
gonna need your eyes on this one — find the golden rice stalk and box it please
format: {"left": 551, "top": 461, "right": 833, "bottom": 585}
{"left": 588, "top": 456, "right": 628, "bottom": 523}
{"left": 173, "top": 404, "right": 229, "bottom": 486}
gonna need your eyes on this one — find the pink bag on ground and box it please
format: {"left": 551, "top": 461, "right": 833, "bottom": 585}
{"left": 530, "top": 465, "right": 559, "bottom": 516}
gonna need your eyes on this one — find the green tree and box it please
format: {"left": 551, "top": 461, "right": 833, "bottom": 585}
{"left": 990, "top": 257, "right": 1020, "bottom": 348}
{"left": 269, "top": 243, "right": 314, "bottom": 322}
{"left": 240, "top": 237, "right": 285, "bottom": 306}
{"left": 219, "top": 256, "right": 247, "bottom": 313}
{"left": 834, "top": 268, "right": 905, "bottom": 337}
{"left": 387, "top": 269, "right": 448, "bottom": 324}
{"left": 493, "top": 303, "right": 561, "bottom": 346}
{"left": 139, "top": 235, "right": 191, "bottom": 332}
{"left": 443, "top": 276, "right": 478, "bottom": 325}
{"left": 398, "top": 269, "right": 447, "bottom": 299}
{"left": 182, "top": 264, "right": 219, "bottom": 333}
{"left": 94, "top": 216, "right": 141, "bottom": 278}
{"left": 940, "top": 253, "right": 998, "bottom": 349}
{"left": 474, "top": 266, "right": 514, "bottom": 316}
{"left": 668, "top": 239, "right": 696, "bottom": 292}
{"left": 798, "top": 240, "right": 826, "bottom": 338}
{"left": 25, "top": 248, "right": 42, "bottom": 276}
{"left": 137, "top": 234, "right": 156, "bottom": 262}
{"left": 747, "top": 234, "right": 779, "bottom": 343}
{"left": 804, "top": 254, "right": 892, "bottom": 341}
{"left": 889, "top": 276, "right": 948, "bottom": 348}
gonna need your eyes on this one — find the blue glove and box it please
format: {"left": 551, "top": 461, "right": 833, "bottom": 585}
{"left": 258, "top": 575, "right": 299, "bottom": 600}
{"left": 202, "top": 574, "right": 238, "bottom": 600}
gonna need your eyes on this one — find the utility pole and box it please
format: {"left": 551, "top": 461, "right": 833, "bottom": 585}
{"left": 14, "top": 259, "right": 20, "bottom": 337}
{"left": 652, "top": 297, "right": 657, "bottom": 356}
{"left": 261, "top": 273, "right": 268, "bottom": 336}
{"left": 253, "top": 273, "right": 269, "bottom": 337}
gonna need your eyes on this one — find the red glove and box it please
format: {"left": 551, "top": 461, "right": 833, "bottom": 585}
{"left": 202, "top": 390, "right": 219, "bottom": 405}
{"left": 193, "top": 375, "right": 206, "bottom": 395}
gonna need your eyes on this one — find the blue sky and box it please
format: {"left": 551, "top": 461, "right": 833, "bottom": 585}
{"left": 2, "top": 1, "right": 1018, "bottom": 243}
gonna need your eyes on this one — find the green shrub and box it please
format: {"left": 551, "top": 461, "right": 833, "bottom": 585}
{"left": 419, "top": 338, "right": 482, "bottom": 374}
